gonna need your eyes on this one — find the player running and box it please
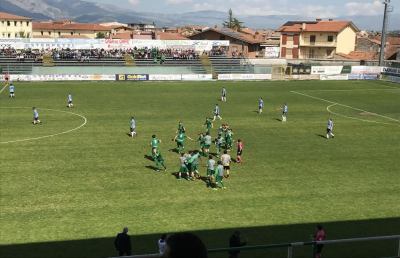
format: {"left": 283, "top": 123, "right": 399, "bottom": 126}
{"left": 176, "top": 121, "right": 186, "bottom": 134}
{"left": 32, "top": 107, "right": 41, "bottom": 124}
{"left": 215, "top": 134, "right": 224, "bottom": 157}
{"left": 225, "top": 129, "right": 234, "bottom": 150}
{"left": 151, "top": 135, "right": 161, "bottom": 155}
{"left": 258, "top": 97, "right": 264, "bottom": 114}
{"left": 198, "top": 133, "right": 205, "bottom": 155}
{"left": 326, "top": 118, "right": 335, "bottom": 139}
{"left": 206, "top": 155, "right": 217, "bottom": 189}
{"left": 154, "top": 150, "right": 167, "bottom": 172}
{"left": 178, "top": 153, "right": 189, "bottom": 180}
{"left": 213, "top": 104, "right": 222, "bottom": 121}
{"left": 221, "top": 150, "right": 231, "bottom": 178}
{"left": 221, "top": 87, "right": 227, "bottom": 102}
{"left": 236, "top": 139, "right": 244, "bottom": 163}
{"left": 9, "top": 83, "right": 15, "bottom": 98}
{"left": 67, "top": 93, "right": 73, "bottom": 108}
{"left": 129, "top": 117, "right": 136, "bottom": 137}
{"left": 204, "top": 117, "right": 213, "bottom": 134}
{"left": 203, "top": 132, "right": 212, "bottom": 156}
{"left": 173, "top": 132, "right": 193, "bottom": 154}
{"left": 215, "top": 161, "right": 226, "bottom": 189}
{"left": 282, "top": 103, "right": 288, "bottom": 122}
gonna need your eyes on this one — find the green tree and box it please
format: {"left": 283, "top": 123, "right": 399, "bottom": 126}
{"left": 96, "top": 32, "right": 106, "bottom": 39}
{"left": 222, "top": 9, "right": 244, "bottom": 31}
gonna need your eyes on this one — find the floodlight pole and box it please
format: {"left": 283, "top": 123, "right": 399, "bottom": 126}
{"left": 379, "top": 0, "right": 390, "bottom": 66}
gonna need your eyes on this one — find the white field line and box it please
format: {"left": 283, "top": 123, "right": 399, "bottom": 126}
{"left": 326, "top": 104, "right": 399, "bottom": 127}
{"left": 290, "top": 91, "right": 400, "bottom": 123}
{"left": 0, "top": 84, "right": 7, "bottom": 94}
{"left": 0, "top": 107, "right": 87, "bottom": 144}
{"left": 297, "top": 88, "right": 400, "bottom": 92}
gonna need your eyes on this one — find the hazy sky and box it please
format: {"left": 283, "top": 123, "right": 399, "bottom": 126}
{"left": 89, "top": 0, "right": 399, "bottom": 16}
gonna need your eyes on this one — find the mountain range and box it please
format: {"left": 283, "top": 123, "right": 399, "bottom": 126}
{"left": 1, "top": 0, "right": 399, "bottom": 31}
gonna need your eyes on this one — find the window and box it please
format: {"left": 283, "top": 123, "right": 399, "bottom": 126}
{"left": 27, "top": 33, "right": 30, "bottom": 37}
{"left": 48, "top": 31, "right": 51, "bottom": 35}
{"left": 14, "top": 21, "right": 17, "bottom": 26}
{"left": 41, "top": 31, "right": 44, "bottom": 36}
{"left": 327, "top": 35, "right": 334, "bottom": 42}
{"left": 310, "top": 35, "right": 316, "bottom": 43}
{"left": 71, "top": 32, "right": 74, "bottom": 35}
{"left": 8, "top": 33, "right": 11, "bottom": 38}
{"left": 326, "top": 49, "right": 333, "bottom": 56}
{"left": 15, "top": 33, "right": 18, "bottom": 37}
{"left": 20, "top": 21, "right": 23, "bottom": 26}
{"left": 58, "top": 31, "right": 61, "bottom": 36}
{"left": 27, "top": 21, "right": 30, "bottom": 26}
{"left": 7, "top": 21, "right": 10, "bottom": 26}
{"left": 1, "top": 21, "right": 4, "bottom": 25}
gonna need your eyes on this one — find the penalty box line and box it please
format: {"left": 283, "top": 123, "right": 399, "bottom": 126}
{"left": 290, "top": 91, "right": 400, "bottom": 123}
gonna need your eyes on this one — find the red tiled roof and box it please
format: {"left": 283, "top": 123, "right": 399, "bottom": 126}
{"left": 336, "top": 51, "right": 377, "bottom": 60}
{"left": 189, "top": 28, "right": 263, "bottom": 44}
{"left": 110, "top": 32, "right": 153, "bottom": 40}
{"left": 278, "top": 20, "right": 358, "bottom": 33}
{"left": 33, "top": 22, "right": 110, "bottom": 31}
{"left": 156, "top": 32, "right": 188, "bottom": 40}
{"left": 0, "top": 11, "right": 31, "bottom": 20}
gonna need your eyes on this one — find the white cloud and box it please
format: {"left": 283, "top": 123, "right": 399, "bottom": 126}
{"left": 128, "top": 0, "right": 140, "bottom": 6}
{"left": 299, "top": 5, "right": 337, "bottom": 18}
{"left": 166, "top": 0, "right": 192, "bottom": 4}
{"left": 346, "top": 0, "right": 383, "bottom": 16}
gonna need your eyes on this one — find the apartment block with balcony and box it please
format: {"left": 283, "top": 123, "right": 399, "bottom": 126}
{"left": 278, "top": 19, "right": 359, "bottom": 59}
{"left": 0, "top": 12, "right": 32, "bottom": 38}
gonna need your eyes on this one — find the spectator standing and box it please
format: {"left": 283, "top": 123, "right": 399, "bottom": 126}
{"left": 229, "top": 231, "right": 247, "bottom": 258}
{"left": 313, "top": 225, "right": 326, "bottom": 258}
{"left": 158, "top": 234, "right": 167, "bottom": 255}
{"left": 114, "top": 227, "right": 132, "bottom": 256}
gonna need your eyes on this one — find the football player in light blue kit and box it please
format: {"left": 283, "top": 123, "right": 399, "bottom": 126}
{"left": 282, "top": 103, "right": 288, "bottom": 122}
{"left": 32, "top": 107, "right": 41, "bottom": 124}
{"left": 67, "top": 93, "right": 73, "bottom": 108}
{"left": 258, "top": 97, "right": 264, "bottom": 114}
{"left": 326, "top": 118, "right": 334, "bottom": 139}
{"left": 213, "top": 104, "right": 222, "bottom": 121}
{"left": 9, "top": 83, "right": 15, "bottom": 98}
{"left": 129, "top": 117, "right": 136, "bottom": 137}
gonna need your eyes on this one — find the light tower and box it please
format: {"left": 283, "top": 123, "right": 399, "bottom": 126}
{"left": 379, "top": 0, "right": 392, "bottom": 66}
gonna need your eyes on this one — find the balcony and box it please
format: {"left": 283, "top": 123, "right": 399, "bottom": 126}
{"left": 300, "top": 41, "right": 337, "bottom": 47}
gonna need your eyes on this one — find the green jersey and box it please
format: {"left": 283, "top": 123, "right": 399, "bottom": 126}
{"left": 151, "top": 138, "right": 160, "bottom": 148}
{"left": 205, "top": 119, "right": 212, "bottom": 129}
{"left": 177, "top": 123, "right": 185, "bottom": 133}
{"left": 176, "top": 133, "right": 185, "bottom": 143}
{"left": 189, "top": 153, "right": 200, "bottom": 164}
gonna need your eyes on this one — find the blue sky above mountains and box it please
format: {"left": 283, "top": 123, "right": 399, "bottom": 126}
{"left": 90, "top": 0, "right": 399, "bottom": 16}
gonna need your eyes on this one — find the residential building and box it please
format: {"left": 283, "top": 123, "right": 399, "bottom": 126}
{"left": 127, "top": 23, "right": 156, "bottom": 32}
{"left": 189, "top": 27, "right": 264, "bottom": 57}
{"left": 0, "top": 11, "right": 32, "bottom": 38}
{"left": 278, "top": 19, "right": 359, "bottom": 59}
{"left": 32, "top": 20, "right": 111, "bottom": 39}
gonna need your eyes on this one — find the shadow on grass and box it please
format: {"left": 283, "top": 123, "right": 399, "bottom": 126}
{"left": 316, "top": 134, "right": 327, "bottom": 139}
{"left": 168, "top": 148, "right": 179, "bottom": 154}
{"left": 143, "top": 155, "right": 153, "bottom": 161}
{"left": 1, "top": 217, "right": 399, "bottom": 258}
{"left": 145, "top": 165, "right": 159, "bottom": 171}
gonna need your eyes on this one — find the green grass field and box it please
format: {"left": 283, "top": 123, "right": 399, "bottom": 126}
{"left": 1, "top": 80, "right": 400, "bottom": 258}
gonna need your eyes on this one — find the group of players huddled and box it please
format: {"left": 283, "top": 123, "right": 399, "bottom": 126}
{"left": 6, "top": 82, "right": 335, "bottom": 190}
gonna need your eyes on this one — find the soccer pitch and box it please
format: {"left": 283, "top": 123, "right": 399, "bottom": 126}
{"left": 1, "top": 80, "right": 399, "bottom": 258}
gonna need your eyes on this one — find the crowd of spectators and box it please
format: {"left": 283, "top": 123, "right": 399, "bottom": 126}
{"left": 1, "top": 46, "right": 229, "bottom": 63}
